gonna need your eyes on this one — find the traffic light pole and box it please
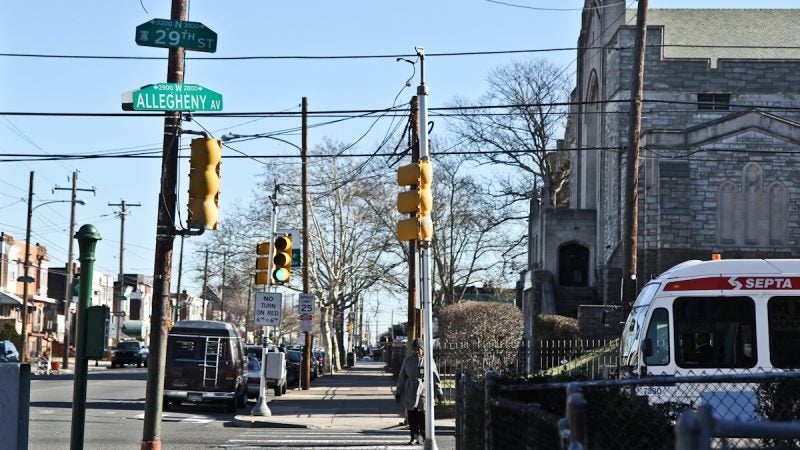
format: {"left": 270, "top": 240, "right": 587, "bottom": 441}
{"left": 252, "top": 188, "right": 278, "bottom": 417}
{"left": 416, "top": 48, "right": 438, "bottom": 450}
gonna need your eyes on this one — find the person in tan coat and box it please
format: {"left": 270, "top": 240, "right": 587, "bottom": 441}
{"left": 395, "top": 338, "right": 443, "bottom": 445}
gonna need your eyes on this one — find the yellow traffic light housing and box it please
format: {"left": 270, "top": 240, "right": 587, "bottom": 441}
{"left": 273, "top": 235, "right": 292, "bottom": 284}
{"left": 255, "top": 241, "right": 272, "bottom": 285}
{"left": 396, "top": 159, "right": 433, "bottom": 241}
{"left": 187, "top": 138, "right": 222, "bottom": 230}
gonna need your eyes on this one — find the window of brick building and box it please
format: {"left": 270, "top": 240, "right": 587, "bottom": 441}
{"left": 697, "top": 93, "right": 730, "bottom": 111}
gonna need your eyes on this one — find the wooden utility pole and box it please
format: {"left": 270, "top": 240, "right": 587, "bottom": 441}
{"left": 20, "top": 171, "right": 34, "bottom": 363}
{"left": 622, "top": 0, "right": 649, "bottom": 313}
{"left": 141, "top": 0, "right": 186, "bottom": 448}
{"left": 54, "top": 171, "right": 95, "bottom": 370}
{"left": 407, "top": 96, "right": 419, "bottom": 353}
{"left": 108, "top": 199, "right": 141, "bottom": 349}
{"left": 301, "top": 97, "right": 312, "bottom": 389}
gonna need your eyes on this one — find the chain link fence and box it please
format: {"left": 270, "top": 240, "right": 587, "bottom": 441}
{"left": 457, "top": 369, "right": 800, "bottom": 449}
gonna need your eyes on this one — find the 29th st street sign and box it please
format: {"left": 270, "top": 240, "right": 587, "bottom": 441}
{"left": 122, "top": 83, "right": 223, "bottom": 112}
{"left": 136, "top": 19, "right": 217, "bottom": 53}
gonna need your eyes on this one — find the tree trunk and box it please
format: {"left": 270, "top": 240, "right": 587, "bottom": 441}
{"left": 320, "top": 305, "right": 341, "bottom": 373}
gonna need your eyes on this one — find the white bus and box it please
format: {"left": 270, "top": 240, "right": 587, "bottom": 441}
{"left": 621, "top": 258, "right": 800, "bottom": 377}
{"left": 620, "top": 258, "right": 800, "bottom": 420}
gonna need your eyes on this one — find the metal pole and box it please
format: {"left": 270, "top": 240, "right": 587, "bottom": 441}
{"left": 416, "top": 48, "right": 438, "bottom": 450}
{"left": 252, "top": 189, "right": 278, "bottom": 416}
{"left": 202, "top": 248, "right": 208, "bottom": 319}
{"left": 20, "top": 171, "right": 34, "bottom": 363}
{"left": 621, "top": 0, "right": 648, "bottom": 312}
{"left": 69, "top": 224, "right": 101, "bottom": 450}
{"left": 221, "top": 251, "right": 227, "bottom": 321}
{"left": 141, "top": 0, "right": 186, "bottom": 447}
{"left": 175, "top": 236, "right": 184, "bottom": 321}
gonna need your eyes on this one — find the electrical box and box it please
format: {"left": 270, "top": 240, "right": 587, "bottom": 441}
{"left": 85, "top": 305, "right": 110, "bottom": 359}
{"left": 265, "top": 352, "right": 286, "bottom": 381}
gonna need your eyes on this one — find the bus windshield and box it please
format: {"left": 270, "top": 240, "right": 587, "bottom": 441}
{"left": 621, "top": 282, "right": 660, "bottom": 368}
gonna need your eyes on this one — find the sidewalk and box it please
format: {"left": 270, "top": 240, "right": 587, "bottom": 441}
{"left": 233, "top": 359, "right": 456, "bottom": 445}
{"left": 42, "top": 357, "right": 111, "bottom": 375}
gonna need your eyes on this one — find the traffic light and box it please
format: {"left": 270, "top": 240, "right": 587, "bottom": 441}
{"left": 272, "top": 235, "right": 292, "bottom": 284}
{"left": 255, "top": 242, "right": 271, "bottom": 285}
{"left": 396, "top": 159, "right": 433, "bottom": 241}
{"left": 187, "top": 137, "right": 222, "bottom": 230}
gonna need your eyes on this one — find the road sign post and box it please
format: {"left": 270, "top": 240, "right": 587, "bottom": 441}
{"left": 136, "top": 19, "right": 217, "bottom": 52}
{"left": 254, "top": 292, "right": 283, "bottom": 327}
{"left": 122, "top": 83, "right": 223, "bottom": 112}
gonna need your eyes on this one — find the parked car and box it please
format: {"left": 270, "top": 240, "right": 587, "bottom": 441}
{"left": 0, "top": 340, "right": 20, "bottom": 362}
{"left": 111, "top": 340, "right": 148, "bottom": 368}
{"left": 370, "top": 346, "right": 384, "bottom": 359}
{"left": 286, "top": 349, "right": 301, "bottom": 387}
{"left": 163, "top": 320, "right": 248, "bottom": 413}
{"left": 245, "top": 344, "right": 287, "bottom": 396}
{"left": 246, "top": 356, "right": 261, "bottom": 399}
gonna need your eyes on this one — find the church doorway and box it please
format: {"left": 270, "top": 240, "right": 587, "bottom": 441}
{"left": 558, "top": 243, "right": 589, "bottom": 287}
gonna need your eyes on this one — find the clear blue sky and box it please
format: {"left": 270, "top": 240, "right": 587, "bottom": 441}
{"left": 1, "top": 1, "right": 797, "bottom": 337}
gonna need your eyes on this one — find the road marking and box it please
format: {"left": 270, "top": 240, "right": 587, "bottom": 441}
{"left": 132, "top": 412, "right": 214, "bottom": 424}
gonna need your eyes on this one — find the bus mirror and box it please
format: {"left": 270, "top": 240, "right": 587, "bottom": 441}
{"left": 642, "top": 338, "right": 653, "bottom": 358}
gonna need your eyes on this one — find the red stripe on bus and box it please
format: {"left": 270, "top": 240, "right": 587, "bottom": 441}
{"left": 663, "top": 276, "right": 800, "bottom": 291}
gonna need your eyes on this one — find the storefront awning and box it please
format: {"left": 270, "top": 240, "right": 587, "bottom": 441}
{"left": 0, "top": 291, "right": 23, "bottom": 305}
{"left": 32, "top": 294, "right": 56, "bottom": 304}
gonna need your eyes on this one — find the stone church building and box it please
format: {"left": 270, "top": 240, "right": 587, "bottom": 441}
{"left": 519, "top": 3, "right": 800, "bottom": 342}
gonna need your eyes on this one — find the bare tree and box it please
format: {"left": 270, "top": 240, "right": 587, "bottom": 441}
{"left": 449, "top": 58, "right": 572, "bottom": 208}
{"left": 430, "top": 155, "right": 519, "bottom": 309}
{"left": 245, "top": 140, "right": 405, "bottom": 372}
{"left": 304, "top": 148, "right": 405, "bottom": 371}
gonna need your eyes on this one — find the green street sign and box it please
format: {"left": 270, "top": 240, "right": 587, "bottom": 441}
{"left": 291, "top": 248, "right": 302, "bottom": 268}
{"left": 17, "top": 275, "right": 34, "bottom": 283}
{"left": 135, "top": 19, "right": 217, "bottom": 53}
{"left": 122, "top": 83, "right": 223, "bottom": 112}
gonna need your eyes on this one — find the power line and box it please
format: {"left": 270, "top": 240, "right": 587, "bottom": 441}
{"left": 3, "top": 44, "right": 800, "bottom": 62}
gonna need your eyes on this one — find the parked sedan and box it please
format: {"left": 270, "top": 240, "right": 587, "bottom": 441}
{"left": 246, "top": 356, "right": 261, "bottom": 399}
{"left": 286, "top": 350, "right": 301, "bottom": 387}
{"left": 111, "top": 340, "right": 148, "bottom": 368}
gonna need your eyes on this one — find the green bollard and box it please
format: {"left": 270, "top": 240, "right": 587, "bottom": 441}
{"left": 69, "top": 224, "right": 101, "bottom": 450}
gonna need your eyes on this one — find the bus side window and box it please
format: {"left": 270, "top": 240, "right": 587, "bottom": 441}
{"left": 644, "top": 308, "right": 669, "bottom": 366}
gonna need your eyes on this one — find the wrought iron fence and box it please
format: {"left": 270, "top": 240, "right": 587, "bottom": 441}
{"left": 456, "top": 369, "right": 800, "bottom": 450}
{"left": 534, "top": 339, "right": 619, "bottom": 379}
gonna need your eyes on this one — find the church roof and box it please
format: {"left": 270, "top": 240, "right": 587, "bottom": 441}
{"left": 626, "top": 9, "right": 800, "bottom": 67}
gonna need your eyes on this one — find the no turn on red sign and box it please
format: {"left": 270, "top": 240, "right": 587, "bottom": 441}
{"left": 254, "top": 292, "right": 282, "bottom": 327}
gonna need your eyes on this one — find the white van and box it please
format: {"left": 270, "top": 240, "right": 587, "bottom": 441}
{"left": 621, "top": 258, "right": 800, "bottom": 377}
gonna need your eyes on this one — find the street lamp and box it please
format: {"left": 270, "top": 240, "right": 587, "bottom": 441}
{"left": 19, "top": 192, "right": 85, "bottom": 362}
{"left": 220, "top": 133, "right": 301, "bottom": 152}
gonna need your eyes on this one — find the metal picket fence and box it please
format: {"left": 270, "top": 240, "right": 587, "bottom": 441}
{"left": 456, "top": 369, "right": 800, "bottom": 450}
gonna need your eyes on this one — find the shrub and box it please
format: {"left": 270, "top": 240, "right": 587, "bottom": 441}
{"left": 535, "top": 314, "right": 579, "bottom": 341}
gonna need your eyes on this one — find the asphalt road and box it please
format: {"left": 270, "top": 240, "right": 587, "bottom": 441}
{"left": 28, "top": 368, "right": 428, "bottom": 449}
{"left": 29, "top": 368, "right": 244, "bottom": 450}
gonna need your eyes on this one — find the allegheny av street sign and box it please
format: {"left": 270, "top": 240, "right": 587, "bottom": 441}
{"left": 121, "top": 83, "right": 223, "bottom": 112}
{"left": 136, "top": 19, "right": 217, "bottom": 52}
